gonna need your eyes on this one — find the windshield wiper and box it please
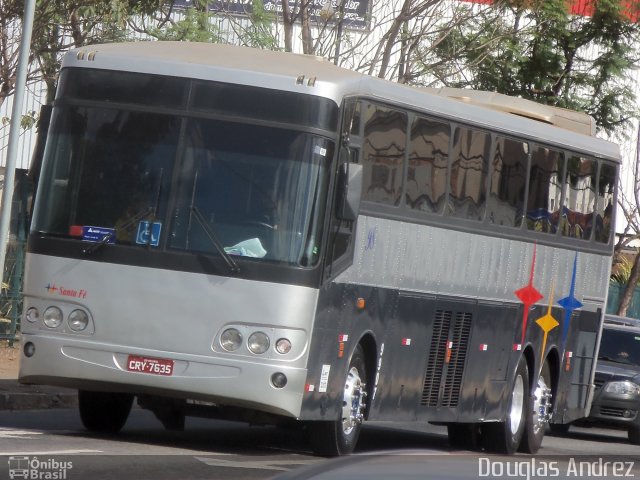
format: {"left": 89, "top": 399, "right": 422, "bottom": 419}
{"left": 189, "top": 206, "right": 240, "bottom": 273}
{"left": 187, "top": 170, "right": 240, "bottom": 273}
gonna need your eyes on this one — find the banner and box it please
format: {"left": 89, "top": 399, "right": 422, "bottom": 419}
{"left": 173, "top": 0, "right": 371, "bottom": 30}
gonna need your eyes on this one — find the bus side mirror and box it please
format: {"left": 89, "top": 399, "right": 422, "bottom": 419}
{"left": 337, "top": 162, "right": 362, "bottom": 221}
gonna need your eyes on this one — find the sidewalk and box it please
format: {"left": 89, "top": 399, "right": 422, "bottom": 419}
{"left": 0, "top": 343, "right": 77, "bottom": 411}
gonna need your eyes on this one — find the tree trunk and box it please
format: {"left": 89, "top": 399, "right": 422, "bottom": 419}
{"left": 617, "top": 251, "right": 640, "bottom": 316}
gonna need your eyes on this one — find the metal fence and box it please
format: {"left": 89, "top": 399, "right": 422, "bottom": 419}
{"left": 0, "top": 238, "right": 25, "bottom": 346}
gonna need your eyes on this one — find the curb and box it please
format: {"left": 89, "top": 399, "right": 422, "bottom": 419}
{"left": 0, "top": 382, "right": 77, "bottom": 411}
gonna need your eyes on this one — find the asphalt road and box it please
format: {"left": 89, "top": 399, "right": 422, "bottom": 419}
{"left": 0, "top": 409, "right": 639, "bottom": 480}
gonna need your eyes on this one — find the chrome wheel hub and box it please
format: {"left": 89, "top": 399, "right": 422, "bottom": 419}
{"left": 342, "top": 366, "right": 366, "bottom": 435}
{"left": 532, "top": 374, "right": 552, "bottom": 434}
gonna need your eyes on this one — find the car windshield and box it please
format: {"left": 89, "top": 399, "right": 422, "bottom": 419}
{"left": 598, "top": 327, "right": 640, "bottom": 367}
{"left": 32, "top": 106, "right": 333, "bottom": 267}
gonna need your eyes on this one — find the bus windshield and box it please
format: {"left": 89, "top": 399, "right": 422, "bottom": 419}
{"left": 32, "top": 106, "right": 333, "bottom": 267}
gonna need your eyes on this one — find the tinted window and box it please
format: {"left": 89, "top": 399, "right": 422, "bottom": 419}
{"left": 561, "top": 156, "right": 596, "bottom": 240}
{"left": 32, "top": 107, "right": 179, "bottom": 243}
{"left": 599, "top": 328, "right": 640, "bottom": 367}
{"left": 191, "top": 82, "right": 338, "bottom": 131}
{"left": 448, "top": 127, "right": 490, "bottom": 221}
{"left": 361, "top": 104, "right": 407, "bottom": 206}
{"left": 526, "top": 147, "right": 564, "bottom": 233}
{"left": 406, "top": 117, "right": 449, "bottom": 213}
{"left": 488, "top": 137, "right": 528, "bottom": 227}
{"left": 595, "top": 162, "right": 616, "bottom": 244}
{"left": 169, "top": 118, "right": 332, "bottom": 266}
{"left": 59, "top": 68, "right": 187, "bottom": 108}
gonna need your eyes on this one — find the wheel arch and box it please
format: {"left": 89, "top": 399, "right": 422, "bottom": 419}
{"left": 357, "top": 332, "right": 377, "bottom": 420}
{"left": 544, "top": 348, "right": 561, "bottom": 399}
{"left": 522, "top": 345, "right": 536, "bottom": 389}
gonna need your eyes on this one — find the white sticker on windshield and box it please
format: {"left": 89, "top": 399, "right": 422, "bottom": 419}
{"left": 314, "top": 146, "right": 327, "bottom": 156}
{"left": 318, "top": 364, "right": 331, "bottom": 393}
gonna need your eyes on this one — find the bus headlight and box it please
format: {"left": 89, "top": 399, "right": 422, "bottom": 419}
{"left": 220, "top": 328, "right": 243, "bottom": 352}
{"left": 275, "top": 338, "right": 292, "bottom": 355}
{"left": 248, "top": 331, "right": 270, "bottom": 354}
{"left": 68, "top": 309, "right": 89, "bottom": 332}
{"left": 25, "top": 307, "right": 40, "bottom": 323}
{"left": 43, "top": 306, "right": 63, "bottom": 328}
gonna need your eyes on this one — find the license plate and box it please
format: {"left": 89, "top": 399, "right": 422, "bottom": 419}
{"left": 126, "top": 355, "right": 174, "bottom": 376}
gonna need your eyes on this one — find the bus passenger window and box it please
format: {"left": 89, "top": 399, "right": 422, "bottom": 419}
{"left": 361, "top": 104, "right": 406, "bottom": 206}
{"left": 487, "top": 137, "right": 527, "bottom": 227}
{"left": 526, "top": 147, "right": 563, "bottom": 234}
{"left": 595, "top": 162, "right": 616, "bottom": 243}
{"left": 561, "top": 156, "right": 596, "bottom": 240}
{"left": 448, "top": 127, "right": 490, "bottom": 221}
{"left": 406, "top": 117, "right": 449, "bottom": 213}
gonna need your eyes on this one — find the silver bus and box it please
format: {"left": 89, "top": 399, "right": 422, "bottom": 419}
{"left": 19, "top": 41, "right": 619, "bottom": 455}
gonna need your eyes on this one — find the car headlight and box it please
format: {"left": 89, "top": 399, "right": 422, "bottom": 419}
{"left": 605, "top": 380, "right": 640, "bottom": 395}
{"left": 43, "top": 306, "right": 63, "bottom": 328}
{"left": 220, "top": 328, "right": 242, "bottom": 352}
{"left": 68, "top": 309, "right": 89, "bottom": 332}
{"left": 248, "top": 331, "right": 270, "bottom": 354}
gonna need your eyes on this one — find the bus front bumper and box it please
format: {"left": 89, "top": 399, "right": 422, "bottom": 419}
{"left": 18, "top": 333, "right": 307, "bottom": 419}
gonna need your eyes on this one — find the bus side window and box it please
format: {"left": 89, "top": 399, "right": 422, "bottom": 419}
{"left": 561, "top": 156, "right": 596, "bottom": 240}
{"left": 595, "top": 162, "right": 616, "bottom": 244}
{"left": 361, "top": 103, "right": 406, "bottom": 206}
{"left": 447, "top": 126, "right": 491, "bottom": 221}
{"left": 487, "top": 137, "right": 527, "bottom": 227}
{"left": 406, "top": 117, "right": 449, "bottom": 213}
{"left": 526, "top": 147, "right": 564, "bottom": 234}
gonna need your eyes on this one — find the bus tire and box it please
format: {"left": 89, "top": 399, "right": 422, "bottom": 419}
{"left": 520, "top": 362, "right": 552, "bottom": 453}
{"left": 78, "top": 390, "right": 134, "bottom": 433}
{"left": 307, "top": 344, "right": 367, "bottom": 456}
{"left": 483, "top": 356, "right": 529, "bottom": 454}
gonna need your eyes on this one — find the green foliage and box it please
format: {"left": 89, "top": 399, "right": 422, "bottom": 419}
{"left": 437, "top": 0, "right": 639, "bottom": 137}
{"left": 1, "top": 111, "right": 38, "bottom": 130}
{"left": 146, "top": 0, "right": 221, "bottom": 42}
{"left": 611, "top": 256, "right": 639, "bottom": 285}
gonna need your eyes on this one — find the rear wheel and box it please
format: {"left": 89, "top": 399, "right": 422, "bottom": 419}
{"left": 483, "top": 356, "right": 529, "bottom": 454}
{"left": 78, "top": 390, "right": 134, "bottom": 433}
{"left": 520, "top": 362, "right": 552, "bottom": 453}
{"left": 307, "top": 344, "right": 367, "bottom": 456}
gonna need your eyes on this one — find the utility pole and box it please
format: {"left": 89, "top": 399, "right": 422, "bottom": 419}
{"left": 0, "top": 0, "right": 37, "bottom": 286}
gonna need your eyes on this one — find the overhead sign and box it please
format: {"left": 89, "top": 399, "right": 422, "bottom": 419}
{"left": 173, "top": 0, "right": 371, "bottom": 30}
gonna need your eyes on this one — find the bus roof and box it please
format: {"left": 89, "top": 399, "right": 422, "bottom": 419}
{"left": 64, "top": 41, "right": 620, "bottom": 163}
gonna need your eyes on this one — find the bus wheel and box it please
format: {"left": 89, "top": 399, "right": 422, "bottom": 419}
{"left": 520, "top": 362, "right": 552, "bottom": 453}
{"left": 483, "top": 356, "right": 529, "bottom": 454}
{"left": 78, "top": 390, "right": 134, "bottom": 433}
{"left": 307, "top": 344, "right": 367, "bottom": 456}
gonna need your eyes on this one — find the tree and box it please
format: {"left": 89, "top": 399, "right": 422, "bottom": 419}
{"left": 433, "top": 0, "right": 640, "bottom": 136}
{"left": 1, "top": 0, "right": 161, "bottom": 110}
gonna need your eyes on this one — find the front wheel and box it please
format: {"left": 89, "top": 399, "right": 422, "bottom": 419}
{"left": 520, "top": 362, "right": 552, "bottom": 453}
{"left": 483, "top": 356, "right": 529, "bottom": 454}
{"left": 78, "top": 390, "right": 134, "bottom": 433}
{"left": 307, "top": 344, "right": 368, "bottom": 456}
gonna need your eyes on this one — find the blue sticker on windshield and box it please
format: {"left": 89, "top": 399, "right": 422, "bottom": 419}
{"left": 82, "top": 226, "right": 116, "bottom": 243}
{"left": 136, "top": 221, "right": 162, "bottom": 247}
